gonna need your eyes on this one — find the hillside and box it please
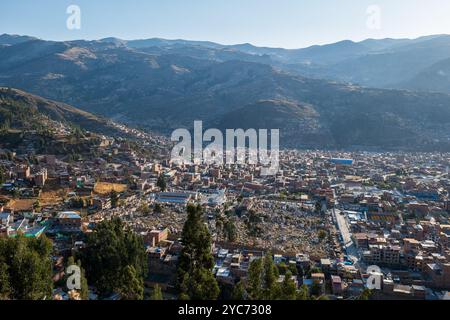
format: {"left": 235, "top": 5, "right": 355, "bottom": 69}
{"left": 1, "top": 36, "right": 450, "bottom": 150}
{"left": 398, "top": 57, "right": 450, "bottom": 94}
{"left": 0, "top": 87, "right": 119, "bottom": 136}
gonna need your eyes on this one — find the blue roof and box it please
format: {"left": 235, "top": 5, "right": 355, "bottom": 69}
{"left": 330, "top": 158, "right": 354, "bottom": 165}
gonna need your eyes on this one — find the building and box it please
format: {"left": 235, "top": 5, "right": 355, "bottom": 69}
{"left": 330, "top": 158, "right": 354, "bottom": 166}
{"left": 425, "top": 263, "right": 450, "bottom": 289}
{"left": 143, "top": 228, "right": 169, "bottom": 247}
{"left": 93, "top": 197, "right": 111, "bottom": 210}
{"left": 16, "top": 165, "right": 30, "bottom": 179}
{"left": 156, "top": 192, "right": 195, "bottom": 205}
{"left": 363, "top": 244, "right": 400, "bottom": 266}
{"left": 34, "top": 168, "right": 48, "bottom": 187}
{"left": 53, "top": 212, "right": 82, "bottom": 232}
{"left": 311, "top": 273, "right": 326, "bottom": 294}
{"left": 331, "top": 275, "right": 343, "bottom": 295}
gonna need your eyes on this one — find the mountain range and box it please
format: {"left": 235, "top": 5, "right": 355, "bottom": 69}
{"left": 1, "top": 33, "right": 450, "bottom": 151}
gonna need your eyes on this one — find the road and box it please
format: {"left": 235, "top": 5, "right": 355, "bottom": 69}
{"left": 332, "top": 207, "right": 359, "bottom": 265}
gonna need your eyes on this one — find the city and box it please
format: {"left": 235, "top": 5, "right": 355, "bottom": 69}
{"left": 1, "top": 0, "right": 450, "bottom": 313}
{"left": 1, "top": 121, "right": 450, "bottom": 300}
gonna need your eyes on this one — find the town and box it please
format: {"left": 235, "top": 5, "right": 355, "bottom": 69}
{"left": 1, "top": 117, "right": 450, "bottom": 300}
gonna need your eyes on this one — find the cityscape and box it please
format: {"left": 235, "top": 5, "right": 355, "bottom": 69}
{"left": 1, "top": 1, "right": 450, "bottom": 310}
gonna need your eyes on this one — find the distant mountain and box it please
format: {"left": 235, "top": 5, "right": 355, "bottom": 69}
{"left": 398, "top": 57, "right": 450, "bottom": 94}
{"left": 96, "top": 34, "right": 450, "bottom": 92}
{"left": 312, "top": 35, "right": 450, "bottom": 88}
{"left": 1, "top": 35, "right": 450, "bottom": 150}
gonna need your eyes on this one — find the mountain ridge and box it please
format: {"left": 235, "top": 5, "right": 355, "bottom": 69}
{"left": 1, "top": 34, "right": 450, "bottom": 151}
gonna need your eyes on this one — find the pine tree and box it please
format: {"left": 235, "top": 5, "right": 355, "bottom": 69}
{"left": 231, "top": 281, "right": 246, "bottom": 300}
{"left": 157, "top": 174, "right": 167, "bottom": 191}
{"left": 223, "top": 219, "right": 237, "bottom": 242}
{"left": 359, "top": 288, "right": 372, "bottom": 300}
{"left": 154, "top": 203, "right": 163, "bottom": 214}
{"left": 79, "top": 266, "right": 89, "bottom": 300}
{"left": 281, "top": 271, "right": 297, "bottom": 300}
{"left": 151, "top": 284, "right": 163, "bottom": 300}
{"left": 80, "top": 218, "right": 147, "bottom": 298}
{"left": 0, "top": 235, "right": 53, "bottom": 300}
{"left": 262, "top": 252, "right": 280, "bottom": 299}
{"left": 0, "top": 262, "right": 10, "bottom": 300}
{"left": 247, "top": 258, "right": 263, "bottom": 300}
{"left": 0, "top": 167, "right": 5, "bottom": 184}
{"left": 297, "top": 284, "right": 310, "bottom": 300}
{"left": 65, "top": 256, "right": 89, "bottom": 300}
{"left": 110, "top": 190, "right": 119, "bottom": 208}
{"left": 315, "top": 201, "right": 323, "bottom": 214}
{"left": 177, "top": 205, "right": 219, "bottom": 300}
{"left": 120, "top": 265, "right": 144, "bottom": 300}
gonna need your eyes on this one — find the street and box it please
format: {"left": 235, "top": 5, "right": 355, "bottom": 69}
{"left": 332, "top": 207, "right": 359, "bottom": 265}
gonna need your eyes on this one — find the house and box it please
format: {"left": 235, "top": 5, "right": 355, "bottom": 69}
{"left": 156, "top": 192, "right": 194, "bottom": 205}
{"left": 331, "top": 275, "right": 343, "bottom": 295}
{"left": 311, "top": 273, "right": 326, "bottom": 294}
{"left": 143, "top": 228, "right": 169, "bottom": 247}
{"left": 53, "top": 212, "right": 82, "bottom": 232}
{"left": 93, "top": 197, "right": 111, "bottom": 210}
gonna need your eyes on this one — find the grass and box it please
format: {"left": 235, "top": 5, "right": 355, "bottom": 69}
{"left": 94, "top": 182, "right": 127, "bottom": 195}
{"left": 6, "top": 199, "right": 35, "bottom": 211}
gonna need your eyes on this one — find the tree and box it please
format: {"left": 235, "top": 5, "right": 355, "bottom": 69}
{"left": 315, "top": 201, "right": 322, "bottom": 213}
{"left": 0, "top": 262, "right": 10, "bottom": 300}
{"left": 310, "top": 282, "right": 322, "bottom": 297}
{"left": 277, "top": 262, "right": 288, "bottom": 275}
{"left": 65, "top": 256, "right": 89, "bottom": 300}
{"left": 119, "top": 265, "right": 144, "bottom": 300}
{"left": 318, "top": 230, "right": 327, "bottom": 241}
{"left": 245, "top": 210, "right": 262, "bottom": 237}
{"left": 0, "top": 167, "right": 6, "bottom": 184}
{"left": 297, "top": 284, "right": 310, "bottom": 300}
{"left": 288, "top": 263, "right": 298, "bottom": 276}
{"left": 359, "top": 288, "right": 372, "bottom": 300}
{"left": 80, "top": 218, "right": 147, "bottom": 298}
{"left": 247, "top": 258, "right": 263, "bottom": 300}
{"left": 223, "top": 219, "right": 237, "bottom": 242}
{"left": 154, "top": 203, "right": 163, "bottom": 214}
{"left": 262, "top": 252, "right": 280, "bottom": 299}
{"left": 110, "top": 190, "right": 119, "bottom": 208}
{"left": 79, "top": 266, "right": 89, "bottom": 300}
{"left": 157, "top": 174, "right": 167, "bottom": 192}
{"left": 0, "top": 235, "right": 53, "bottom": 300}
{"left": 215, "top": 215, "right": 225, "bottom": 240}
{"left": 280, "top": 271, "right": 297, "bottom": 300}
{"left": 308, "top": 266, "right": 322, "bottom": 276}
{"left": 138, "top": 202, "right": 151, "bottom": 215}
{"left": 231, "top": 281, "right": 246, "bottom": 300}
{"left": 151, "top": 284, "right": 163, "bottom": 300}
{"left": 33, "top": 200, "right": 41, "bottom": 211}
{"left": 244, "top": 253, "right": 281, "bottom": 300}
{"left": 177, "top": 205, "right": 219, "bottom": 300}
{"left": 70, "top": 197, "right": 85, "bottom": 209}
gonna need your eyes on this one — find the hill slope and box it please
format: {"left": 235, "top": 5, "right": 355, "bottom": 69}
{"left": 1, "top": 37, "right": 450, "bottom": 150}
{"left": 0, "top": 87, "right": 118, "bottom": 136}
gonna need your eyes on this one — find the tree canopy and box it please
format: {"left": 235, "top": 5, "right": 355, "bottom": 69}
{"left": 177, "top": 204, "right": 219, "bottom": 300}
{"left": 80, "top": 218, "right": 147, "bottom": 299}
{"left": 157, "top": 174, "right": 167, "bottom": 192}
{"left": 0, "top": 235, "right": 53, "bottom": 300}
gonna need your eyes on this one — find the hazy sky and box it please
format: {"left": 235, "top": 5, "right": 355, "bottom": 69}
{"left": 2, "top": 0, "right": 450, "bottom": 48}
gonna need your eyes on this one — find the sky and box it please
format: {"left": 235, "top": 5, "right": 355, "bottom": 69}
{"left": 2, "top": 0, "right": 450, "bottom": 49}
